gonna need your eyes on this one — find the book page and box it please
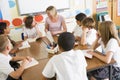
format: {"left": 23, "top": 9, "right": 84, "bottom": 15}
{"left": 19, "top": 41, "right": 30, "bottom": 49}
{"left": 46, "top": 31, "right": 54, "bottom": 44}
{"left": 18, "top": 58, "right": 39, "bottom": 69}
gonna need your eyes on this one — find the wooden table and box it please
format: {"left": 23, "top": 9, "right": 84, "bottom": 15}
{"left": 16, "top": 37, "right": 115, "bottom": 80}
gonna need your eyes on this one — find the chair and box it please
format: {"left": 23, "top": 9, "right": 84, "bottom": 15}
{"left": 97, "top": 12, "right": 120, "bottom": 38}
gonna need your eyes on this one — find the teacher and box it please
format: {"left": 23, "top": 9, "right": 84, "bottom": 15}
{"left": 45, "top": 6, "right": 67, "bottom": 35}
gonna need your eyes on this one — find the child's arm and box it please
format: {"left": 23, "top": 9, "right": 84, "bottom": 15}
{"left": 9, "top": 59, "right": 30, "bottom": 79}
{"left": 35, "top": 25, "right": 42, "bottom": 37}
{"left": 88, "top": 51, "right": 113, "bottom": 63}
{"left": 12, "top": 56, "right": 32, "bottom": 61}
{"left": 81, "top": 27, "right": 88, "bottom": 45}
{"left": 91, "top": 35, "right": 100, "bottom": 50}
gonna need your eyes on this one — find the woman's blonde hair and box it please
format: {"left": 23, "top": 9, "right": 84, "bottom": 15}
{"left": 46, "top": 6, "right": 57, "bottom": 17}
{"left": 98, "top": 21, "right": 120, "bottom": 46}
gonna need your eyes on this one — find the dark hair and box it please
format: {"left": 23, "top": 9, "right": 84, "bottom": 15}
{"left": 81, "top": 17, "right": 95, "bottom": 28}
{"left": 58, "top": 32, "right": 75, "bottom": 51}
{"left": 25, "top": 16, "right": 33, "bottom": 29}
{"left": 75, "top": 13, "right": 87, "bottom": 22}
{"left": 0, "top": 35, "right": 9, "bottom": 52}
{"left": 0, "top": 22, "right": 7, "bottom": 34}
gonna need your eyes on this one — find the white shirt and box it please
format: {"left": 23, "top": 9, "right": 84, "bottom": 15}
{"left": 100, "top": 38, "right": 120, "bottom": 67}
{"left": 86, "top": 29, "right": 97, "bottom": 45}
{"left": 73, "top": 25, "right": 82, "bottom": 37}
{"left": 42, "top": 50, "right": 88, "bottom": 80}
{"left": 23, "top": 24, "right": 42, "bottom": 38}
{"left": 0, "top": 53, "right": 14, "bottom": 80}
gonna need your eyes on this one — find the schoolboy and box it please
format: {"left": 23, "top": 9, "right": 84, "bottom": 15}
{"left": 42, "top": 32, "right": 88, "bottom": 80}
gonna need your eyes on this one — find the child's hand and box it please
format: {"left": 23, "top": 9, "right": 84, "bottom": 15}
{"left": 87, "top": 50, "right": 95, "bottom": 56}
{"left": 26, "top": 56, "right": 32, "bottom": 62}
{"left": 82, "top": 27, "right": 89, "bottom": 33}
{"left": 96, "top": 32, "right": 101, "bottom": 39}
{"left": 16, "top": 43, "right": 22, "bottom": 47}
{"left": 21, "top": 59, "right": 30, "bottom": 68}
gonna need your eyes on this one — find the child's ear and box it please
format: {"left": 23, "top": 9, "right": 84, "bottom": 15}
{"left": 6, "top": 45, "right": 10, "bottom": 51}
{"left": 6, "top": 42, "right": 12, "bottom": 51}
{"left": 4, "top": 29, "right": 6, "bottom": 33}
{"left": 4, "top": 29, "right": 8, "bottom": 34}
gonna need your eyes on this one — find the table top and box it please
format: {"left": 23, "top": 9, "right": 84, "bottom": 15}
{"left": 16, "top": 37, "right": 115, "bottom": 80}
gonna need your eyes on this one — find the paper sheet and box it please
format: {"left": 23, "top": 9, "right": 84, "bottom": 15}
{"left": 18, "top": 58, "right": 39, "bottom": 69}
{"left": 82, "top": 50, "right": 93, "bottom": 59}
{"left": 19, "top": 41, "right": 30, "bottom": 49}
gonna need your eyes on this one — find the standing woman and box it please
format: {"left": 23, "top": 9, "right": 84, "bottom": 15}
{"left": 45, "top": 6, "right": 67, "bottom": 35}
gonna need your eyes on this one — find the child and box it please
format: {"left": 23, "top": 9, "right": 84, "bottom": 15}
{"left": 23, "top": 16, "right": 42, "bottom": 40}
{"left": 42, "top": 32, "right": 88, "bottom": 80}
{"left": 0, "top": 34, "right": 31, "bottom": 80}
{"left": 73, "top": 13, "right": 87, "bottom": 40}
{"left": 0, "top": 22, "right": 22, "bottom": 56}
{"left": 81, "top": 17, "right": 97, "bottom": 46}
{"left": 88, "top": 21, "right": 120, "bottom": 80}
{"left": 45, "top": 6, "right": 67, "bottom": 35}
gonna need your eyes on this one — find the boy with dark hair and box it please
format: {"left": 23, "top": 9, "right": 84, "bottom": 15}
{"left": 42, "top": 32, "right": 88, "bottom": 80}
{"left": 0, "top": 22, "right": 22, "bottom": 56}
{"left": 73, "top": 13, "right": 87, "bottom": 40}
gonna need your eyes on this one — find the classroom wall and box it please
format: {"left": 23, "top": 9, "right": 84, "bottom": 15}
{"left": 0, "top": 0, "right": 93, "bottom": 41}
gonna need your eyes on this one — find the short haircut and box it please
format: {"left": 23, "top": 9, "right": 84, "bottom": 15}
{"left": 75, "top": 13, "right": 87, "bottom": 22}
{"left": 0, "top": 22, "right": 7, "bottom": 34}
{"left": 25, "top": 16, "right": 33, "bottom": 29}
{"left": 82, "top": 17, "right": 95, "bottom": 28}
{"left": 0, "top": 35, "right": 9, "bottom": 52}
{"left": 58, "top": 32, "right": 75, "bottom": 51}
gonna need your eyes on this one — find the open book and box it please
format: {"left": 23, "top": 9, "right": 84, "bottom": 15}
{"left": 26, "top": 35, "right": 40, "bottom": 43}
{"left": 46, "top": 31, "right": 55, "bottom": 44}
{"left": 82, "top": 50, "right": 93, "bottom": 59}
{"left": 19, "top": 41, "right": 30, "bottom": 49}
{"left": 18, "top": 58, "right": 39, "bottom": 69}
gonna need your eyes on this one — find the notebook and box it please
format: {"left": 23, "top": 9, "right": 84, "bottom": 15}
{"left": 82, "top": 50, "right": 93, "bottom": 59}
{"left": 19, "top": 41, "right": 30, "bottom": 49}
{"left": 18, "top": 58, "right": 39, "bottom": 69}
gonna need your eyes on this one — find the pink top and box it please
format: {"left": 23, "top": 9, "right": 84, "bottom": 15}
{"left": 45, "top": 15, "right": 64, "bottom": 35}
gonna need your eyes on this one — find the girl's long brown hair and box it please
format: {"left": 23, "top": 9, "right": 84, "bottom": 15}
{"left": 98, "top": 21, "right": 120, "bottom": 47}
